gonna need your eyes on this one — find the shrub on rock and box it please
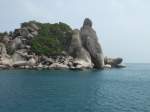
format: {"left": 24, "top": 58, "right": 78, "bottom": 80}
{"left": 31, "top": 21, "right": 72, "bottom": 56}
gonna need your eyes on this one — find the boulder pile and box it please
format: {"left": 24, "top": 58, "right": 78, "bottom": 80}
{"left": 0, "top": 18, "right": 125, "bottom": 70}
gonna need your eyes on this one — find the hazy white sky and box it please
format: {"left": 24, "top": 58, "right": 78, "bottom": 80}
{"left": 0, "top": 0, "right": 150, "bottom": 63}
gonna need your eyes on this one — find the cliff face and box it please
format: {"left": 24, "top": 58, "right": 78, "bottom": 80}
{"left": 0, "top": 18, "right": 124, "bottom": 70}
{"left": 68, "top": 29, "right": 93, "bottom": 69}
{"left": 80, "top": 18, "right": 104, "bottom": 68}
{"left": 68, "top": 18, "right": 104, "bottom": 69}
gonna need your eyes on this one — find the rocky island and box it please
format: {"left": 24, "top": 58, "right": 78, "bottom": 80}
{"left": 0, "top": 18, "right": 125, "bottom": 70}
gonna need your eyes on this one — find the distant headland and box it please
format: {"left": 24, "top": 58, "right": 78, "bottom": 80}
{"left": 0, "top": 18, "right": 125, "bottom": 70}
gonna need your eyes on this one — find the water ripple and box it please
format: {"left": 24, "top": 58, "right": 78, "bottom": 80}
{"left": 0, "top": 64, "right": 150, "bottom": 112}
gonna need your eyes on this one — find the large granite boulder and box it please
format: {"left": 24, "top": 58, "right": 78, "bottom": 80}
{"left": 21, "top": 21, "right": 40, "bottom": 32}
{"left": 69, "top": 29, "right": 93, "bottom": 68}
{"left": 49, "top": 63, "right": 69, "bottom": 69}
{"left": 80, "top": 18, "right": 104, "bottom": 68}
{"left": 0, "top": 57, "right": 13, "bottom": 67}
{"left": 27, "top": 58, "right": 36, "bottom": 66}
{"left": 21, "top": 21, "right": 39, "bottom": 38}
{"left": 2, "top": 36, "right": 11, "bottom": 44}
{"left": 12, "top": 50, "right": 27, "bottom": 62}
{"left": 104, "top": 56, "right": 125, "bottom": 68}
{"left": 10, "top": 37, "right": 22, "bottom": 51}
{"left": 13, "top": 28, "right": 29, "bottom": 38}
{"left": 0, "top": 43, "right": 13, "bottom": 67}
{"left": 0, "top": 43, "right": 7, "bottom": 57}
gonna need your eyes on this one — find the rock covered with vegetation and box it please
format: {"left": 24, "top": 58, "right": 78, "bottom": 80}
{"left": 0, "top": 18, "right": 125, "bottom": 70}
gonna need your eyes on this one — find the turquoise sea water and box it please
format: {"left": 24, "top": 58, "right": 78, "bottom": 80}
{"left": 0, "top": 64, "right": 150, "bottom": 112}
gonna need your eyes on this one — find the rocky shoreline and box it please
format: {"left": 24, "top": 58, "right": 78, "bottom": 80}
{"left": 0, "top": 18, "right": 125, "bottom": 70}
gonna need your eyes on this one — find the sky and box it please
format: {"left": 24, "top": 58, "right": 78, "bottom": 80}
{"left": 0, "top": 0, "right": 150, "bottom": 63}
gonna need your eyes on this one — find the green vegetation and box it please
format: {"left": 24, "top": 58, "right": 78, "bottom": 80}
{"left": 31, "top": 21, "right": 72, "bottom": 56}
{"left": 31, "top": 36, "right": 63, "bottom": 56}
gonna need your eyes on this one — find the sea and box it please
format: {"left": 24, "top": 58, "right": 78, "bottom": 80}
{"left": 0, "top": 63, "right": 150, "bottom": 112}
